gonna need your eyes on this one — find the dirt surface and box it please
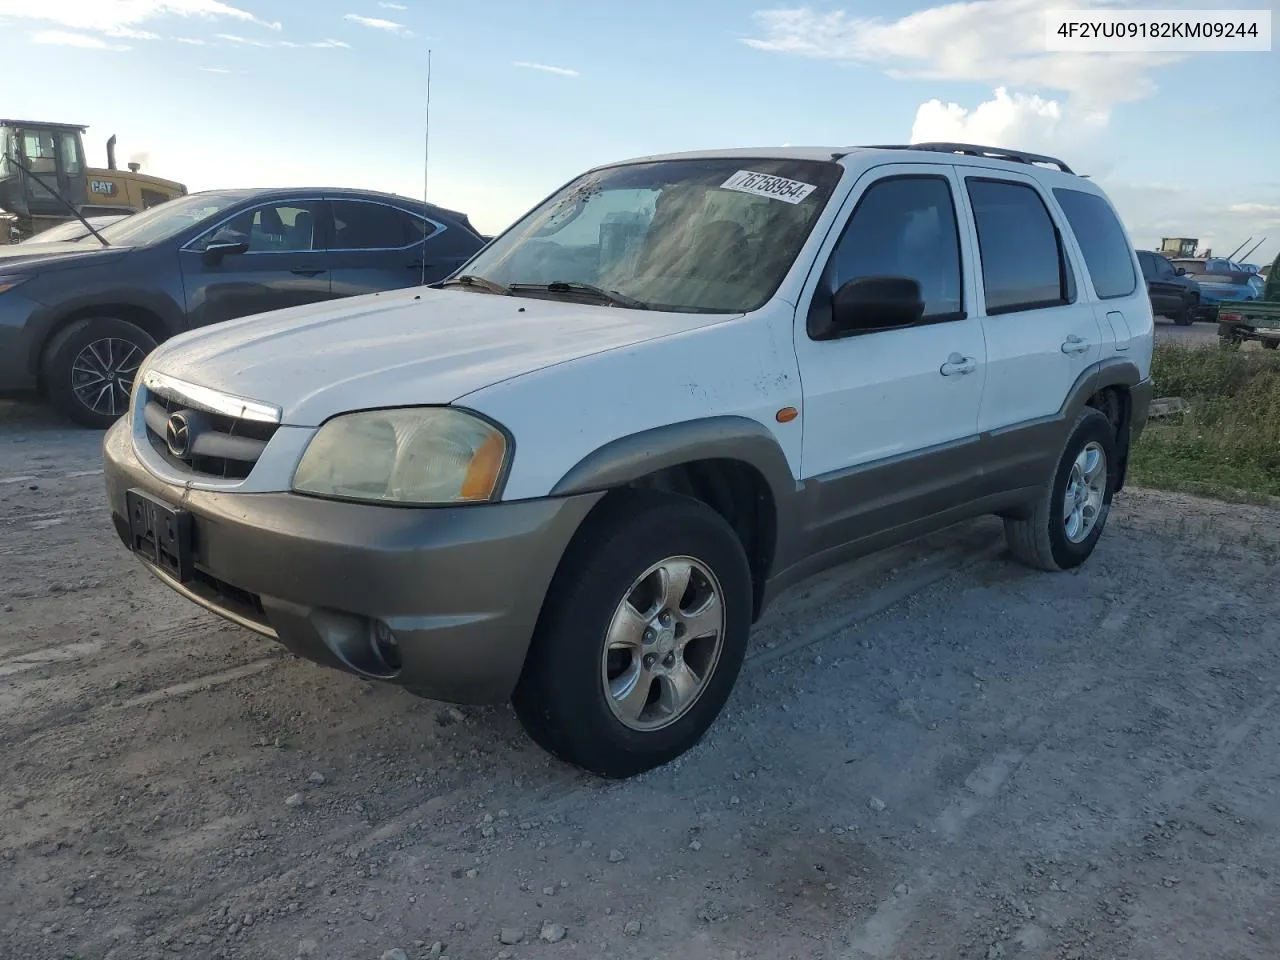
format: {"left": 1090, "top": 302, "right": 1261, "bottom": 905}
{"left": 1153, "top": 316, "right": 1218, "bottom": 345}
{"left": 3, "top": 397, "right": 1279, "bottom": 960}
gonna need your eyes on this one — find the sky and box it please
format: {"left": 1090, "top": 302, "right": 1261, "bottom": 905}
{"left": 1, "top": 0, "right": 1277, "bottom": 264}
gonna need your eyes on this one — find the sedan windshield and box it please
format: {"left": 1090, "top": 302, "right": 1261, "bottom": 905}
{"left": 95, "top": 191, "right": 248, "bottom": 246}
{"left": 458, "top": 157, "right": 844, "bottom": 313}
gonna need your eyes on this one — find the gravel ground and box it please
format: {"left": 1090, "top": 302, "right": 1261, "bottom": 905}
{"left": 1153, "top": 316, "right": 1219, "bottom": 346}
{"left": 2, "top": 397, "right": 1279, "bottom": 960}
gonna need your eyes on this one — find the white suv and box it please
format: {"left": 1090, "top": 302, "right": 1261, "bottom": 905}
{"left": 103, "top": 142, "right": 1154, "bottom": 778}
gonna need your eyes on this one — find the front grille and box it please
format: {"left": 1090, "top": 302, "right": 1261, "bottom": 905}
{"left": 142, "top": 387, "right": 279, "bottom": 480}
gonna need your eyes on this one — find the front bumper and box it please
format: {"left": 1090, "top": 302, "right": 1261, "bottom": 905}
{"left": 102, "top": 419, "right": 603, "bottom": 704}
{"left": 0, "top": 291, "right": 45, "bottom": 392}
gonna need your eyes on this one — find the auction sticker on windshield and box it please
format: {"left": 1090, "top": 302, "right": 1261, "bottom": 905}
{"left": 720, "top": 170, "right": 817, "bottom": 204}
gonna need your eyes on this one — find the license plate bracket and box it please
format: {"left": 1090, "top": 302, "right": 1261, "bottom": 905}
{"left": 125, "top": 489, "right": 193, "bottom": 583}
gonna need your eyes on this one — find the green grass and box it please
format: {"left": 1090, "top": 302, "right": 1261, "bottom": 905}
{"left": 1129, "top": 341, "right": 1280, "bottom": 501}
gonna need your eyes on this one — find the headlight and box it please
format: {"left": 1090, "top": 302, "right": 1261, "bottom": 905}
{"left": 0, "top": 276, "right": 30, "bottom": 295}
{"left": 292, "top": 408, "right": 509, "bottom": 505}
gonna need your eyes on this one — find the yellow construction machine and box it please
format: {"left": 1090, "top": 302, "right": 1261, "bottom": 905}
{"left": 0, "top": 119, "right": 187, "bottom": 243}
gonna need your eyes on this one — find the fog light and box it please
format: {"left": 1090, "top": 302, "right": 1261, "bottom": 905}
{"left": 369, "top": 619, "right": 402, "bottom": 672}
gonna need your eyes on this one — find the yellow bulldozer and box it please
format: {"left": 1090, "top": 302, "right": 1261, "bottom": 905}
{"left": 0, "top": 119, "right": 187, "bottom": 243}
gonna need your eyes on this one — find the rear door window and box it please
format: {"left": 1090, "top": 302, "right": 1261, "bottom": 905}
{"left": 966, "top": 178, "right": 1072, "bottom": 314}
{"left": 332, "top": 200, "right": 435, "bottom": 250}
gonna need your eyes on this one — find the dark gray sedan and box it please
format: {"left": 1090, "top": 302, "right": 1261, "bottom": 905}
{"left": 0, "top": 187, "right": 488, "bottom": 427}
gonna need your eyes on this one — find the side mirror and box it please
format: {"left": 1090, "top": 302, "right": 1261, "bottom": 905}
{"left": 831, "top": 276, "right": 925, "bottom": 333}
{"left": 1175, "top": 266, "right": 1186, "bottom": 276}
{"left": 202, "top": 237, "right": 249, "bottom": 264}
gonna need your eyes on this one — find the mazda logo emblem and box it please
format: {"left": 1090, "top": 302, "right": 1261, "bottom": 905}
{"left": 165, "top": 413, "right": 192, "bottom": 459}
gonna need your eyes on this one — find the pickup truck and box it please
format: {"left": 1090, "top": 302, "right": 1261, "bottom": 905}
{"left": 1218, "top": 250, "right": 1280, "bottom": 349}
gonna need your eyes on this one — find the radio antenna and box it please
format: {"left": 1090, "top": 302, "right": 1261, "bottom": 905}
{"left": 420, "top": 47, "right": 432, "bottom": 287}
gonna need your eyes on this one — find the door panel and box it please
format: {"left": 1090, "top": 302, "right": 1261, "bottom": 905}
{"left": 794, "top": 165, "right": 987, "bottom": 549}
{"left": 327, "top": 199, "right": 461, "bottom": 297}
{"left": 180, "top": 199, "right": 332, "bottom": 328}
{"left": 959, "top": 171, "right": 1104, "bottom": 434}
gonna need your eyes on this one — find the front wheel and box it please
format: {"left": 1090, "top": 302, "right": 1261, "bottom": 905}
{"left": 1003, "top": 407, "right": 1118, "bottom": 572}
{"left": 41, "top": 317, "right": 156, "bottom": 429}
{"left": 512, "top": 491, "right": 753, "bottom": 778}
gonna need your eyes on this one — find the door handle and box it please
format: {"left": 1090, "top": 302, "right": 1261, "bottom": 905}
{"left": 407, "top": 261, "right": 432, "bottom": 270}
{"left": 291, "top": 267, "right": 326, "bottom": 277}
{"left": 939, "top": 353, "right": 976, "bottom": 377}
{"left": 1061, "top": 334, "right": 1091, "bottom": 355}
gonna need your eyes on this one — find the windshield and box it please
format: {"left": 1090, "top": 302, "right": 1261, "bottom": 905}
{"left": 459, "top": 157, "right": 844, "bottom": 313}
{"left": 95, "top": 191, "right": 247, "bottom": 246}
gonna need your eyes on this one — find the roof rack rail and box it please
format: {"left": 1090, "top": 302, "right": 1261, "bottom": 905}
{"left": 861, "top": 142, "right": 1075, "bottom": 175}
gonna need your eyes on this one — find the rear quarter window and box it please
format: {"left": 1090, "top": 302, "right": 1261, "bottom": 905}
{"left": 1053, "top": 188, "right": 1137, "bottom": 300}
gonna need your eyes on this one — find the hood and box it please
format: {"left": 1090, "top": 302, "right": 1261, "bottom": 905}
{"left": 0, "top": 241, "right": 131, "bottom": 272}
{"left": 145, "top": 287, "right": 737, "bottom": 426}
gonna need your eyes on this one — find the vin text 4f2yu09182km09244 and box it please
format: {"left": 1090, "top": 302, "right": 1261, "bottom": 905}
{"left": 103, "top": 142, "right": 1154, "bottom": 778}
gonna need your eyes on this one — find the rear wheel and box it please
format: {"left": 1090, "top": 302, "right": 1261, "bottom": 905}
{"left": 41, "top": 317, "right": 156, "bottom": 429}
{"left": 512, "top": 490, "right": 752, "bottom": 779}
{"left": 1004, "top": 407, "right": 1117, "bottom": 572}
{"left": 1264, "top": 339, "right": 1279, "bottom": 350}
{"left": 1174, "top": 296, "right": 1196, "bottom": 326}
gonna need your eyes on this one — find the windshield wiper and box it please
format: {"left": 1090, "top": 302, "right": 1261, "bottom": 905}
{"left": 438, "top": 274, "right": 510, "bottom": 295}
{"left": 5, "top": 153, "right": 110, "bottom": 248}
{"left": 509, "top": 280, "right": 649, "bottom": 310}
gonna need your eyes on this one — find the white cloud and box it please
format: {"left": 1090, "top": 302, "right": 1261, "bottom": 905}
{"left": 344, "top": 13, "right": 413, "bottom": 35}
{"left": 0, "top": 0, "right": 282, "bottom": 34}
{"left": 513, "top": 61, "right": 579, "bottom": 77}
{"left": 31, "top": 30, "right": 131, "bottom": 50}
{"left": 198, "top": 66, "right": 231, "bottom": 73}
{"left": 216, "top": 32, "right": 268, "bottom": 46}
{"left": 280, "top": 38, "right": 351, "bottom": 48}
{"left": 378, "top": 1, "right": 407, "bottom": 8}
{"left": 175, "top": 36, "right": 207, "bottom": 44}
{"left": 744, "top": 0, "right": 1179, "bottom": 117}
{"left": 1228, "top": 202, "right": 1280, "bottom": 217}
{"left": 105, "top": 25, "right": 161, "bottom": 40}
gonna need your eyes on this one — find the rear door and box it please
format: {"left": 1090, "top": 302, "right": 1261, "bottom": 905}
{"left": 327, "top": 198, "right": 469, "bottom": 297}
{"left": 1052, "top": 185, "right": 1147, "bottom": 352}
{"left": 180, "top": 198, "right": 333, "bottom": 328}
{"left": 958, "top": 169, "right": 1105, "bottom": 433}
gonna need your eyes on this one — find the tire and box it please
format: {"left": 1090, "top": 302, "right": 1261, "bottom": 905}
{"left": 41, "top": 317, "right": 156, "bottom": 429}
{"left": 512, "top": 490, "right": 753, "bottom": 779}
{"left": 1003, "top": 407, "right": 1118, "bottom": 572}
{"left": 1174, "top": 299, "right": 1195, "bottom": 326}
{"left": 1264, "top": 340, "right": 1279, "bottom": 350}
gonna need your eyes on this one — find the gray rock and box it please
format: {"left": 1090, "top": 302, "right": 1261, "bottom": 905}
{"left": 542, "top": 885, "right": 557, "bottom": 896}
{"left": 297, "top": 939, "right": 318, "bottom": 957}
{"left": 499, "top": 927, "right": 524, "bottom": 945}
{"left": 381, "top": 951, "right": 409, "bottom": 960}
{"left": 429, "top": 943, "right": 445, "bottom": 957}
{"left": 481, "top": 826, "right": 496, "bottom": 839}
{"left": 688, "top": 840, "right": 703, "bottom": 852}
{"left": 894, "top": 882, "right": 910, "bottom": 896}
{"left": 307, "top": 771, "right": 326, "bottom": 785}
{"left": 869, "top": 796, "right": 887, "bottom": 812}
{"left": 624, "top": 920, "right": 643, "bottom": 936}
{"left": 465, "top": 868, "right": 479, "bottom": 879}
{"left": 539, "top": 922, "right": 567, "bottom": 943}
{"left": 284, "top": 793, "right": 304, "bottom": 808}
{"left": 607, "top": 849, "right": 626, "bottom": 863}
